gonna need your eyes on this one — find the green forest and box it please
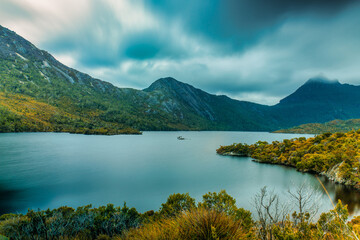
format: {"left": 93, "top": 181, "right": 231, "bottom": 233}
{"left": 1, "top": 190, "right": 360, "bottom": 239}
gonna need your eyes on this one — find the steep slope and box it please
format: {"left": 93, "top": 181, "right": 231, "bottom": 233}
{"left": 144, "top": 77, "right": 279, "bottom": 130}
{"left": 271, "top": 78, "right": 360, "bottom": 128}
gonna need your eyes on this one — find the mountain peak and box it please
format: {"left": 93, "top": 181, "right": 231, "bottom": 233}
{"left": 156, "top": 77, "right": 179, "bottom": 83}
{"left": 0, "top": 24, "right": 44, "bottom": 60}
{"left": 144, "top": 77, "right": 190, "bottom": 92}
{"left": 304, "top": 77, "right": 340, "bottom": 85}
{"left": 150, "top": 77, "right": 183, "bottom": 87}
{"left": 278, "top": 77, "right": 358, "bottom": 106}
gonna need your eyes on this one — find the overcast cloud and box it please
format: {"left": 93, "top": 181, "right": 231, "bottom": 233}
{"left": 0, "top": 0, "right": 359, "bottom": 105}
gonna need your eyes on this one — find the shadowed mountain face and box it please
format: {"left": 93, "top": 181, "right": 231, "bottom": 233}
{"left": 272, "top": 78, "right": 360, "bottom": 128}
{"left": 1, "top": 24, "right": 360, "bottom": 133}
{"left": 144, "top": 77, "right": 278, "bottom": 130}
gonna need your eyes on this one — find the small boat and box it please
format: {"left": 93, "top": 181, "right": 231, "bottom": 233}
{"left": 177, "top": 136, "right": 185, "bottom": 140}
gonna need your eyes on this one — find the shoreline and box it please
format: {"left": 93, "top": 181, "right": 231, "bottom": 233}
{"left": 0, "top": 129, "right": 142, "bottom": 136}
{"left": 218, "top": 152, "right": 360, "bottom": 191}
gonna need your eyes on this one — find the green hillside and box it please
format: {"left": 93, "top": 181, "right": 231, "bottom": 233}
{"left": 275, "top": 119, "right": 360, "bottom": 134}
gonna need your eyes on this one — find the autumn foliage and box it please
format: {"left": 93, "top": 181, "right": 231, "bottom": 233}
{"left": 217, "top": 131, "right": 360, "bottom": 188}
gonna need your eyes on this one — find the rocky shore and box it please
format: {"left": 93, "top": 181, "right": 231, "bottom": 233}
{"left": 219, "top": 151, "right": 359, "bottom": 190}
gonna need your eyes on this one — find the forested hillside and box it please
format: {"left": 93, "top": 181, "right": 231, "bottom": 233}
{"left": 275, "top": 119, "right": 360, "bottom": 134}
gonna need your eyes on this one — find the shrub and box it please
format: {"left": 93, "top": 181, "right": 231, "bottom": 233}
{"left": 123, "top": 207, "right": 251, "bottom": 240}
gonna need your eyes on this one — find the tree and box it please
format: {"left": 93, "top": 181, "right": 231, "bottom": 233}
{"left": 199, "top": 190, "right": 253, "bottom": 231}
{"left": 253, "top": 187, "right": 288, "bottom": 240}
{"left": 159, "top": 193, "right": 195, "bottom": 218}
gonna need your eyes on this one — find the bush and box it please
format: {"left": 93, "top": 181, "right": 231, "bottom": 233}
{"left": 159, "top": 193, "right": 196, "bottom": 218}
{"left": 123, "top": 208, "right": 251, "bottom": 240}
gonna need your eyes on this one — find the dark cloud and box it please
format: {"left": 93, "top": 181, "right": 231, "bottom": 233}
{"left": 125, "top": 40, "right": 160, "bottom": 60}
{"left": 223, "top": 0, "right": 356, "bottom": 27}
{"left": 148, "top": 0, "right": 356, "bottom": 50}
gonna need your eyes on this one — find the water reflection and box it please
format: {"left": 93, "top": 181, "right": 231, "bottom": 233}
{"left": 0, "top": 184, "right": 22, "bottom": 215}
{"left": 319, "top": 176, "right": 360, "bottom": 215}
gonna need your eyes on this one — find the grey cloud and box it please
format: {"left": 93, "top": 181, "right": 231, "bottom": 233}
{"left": 0, "top": 1, "right": 32, "bottom": 19}
{"left": 147, "top": 0, "right": 357, "bottom": 50}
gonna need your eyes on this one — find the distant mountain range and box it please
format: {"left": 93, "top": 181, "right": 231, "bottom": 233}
{"left": 1, "top": 25, "right": 360, "bottom": 134}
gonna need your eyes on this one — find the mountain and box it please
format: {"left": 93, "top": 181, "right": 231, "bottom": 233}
{"left": 2, "top": 24, "right": 360, "bottom": 134}
{"left": 0, "top": 25, "right": 276, "bottom": 133}
{"left": 271, "top": 78, "right": 360, "bottom": 128}
{"left": 144, "top": 77, "right": 279, "bottom": 130}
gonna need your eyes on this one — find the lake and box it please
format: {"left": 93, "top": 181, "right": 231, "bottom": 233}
{"left": 1, "top": 131, "right": 360, "bottom": 216}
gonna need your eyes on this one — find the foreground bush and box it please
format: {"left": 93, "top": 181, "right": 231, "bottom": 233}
{"left": 0, "top": 204, "right": 140, "bottom": 239}
{"left": 123, "top": 207, "right": 251, "bottom": 240}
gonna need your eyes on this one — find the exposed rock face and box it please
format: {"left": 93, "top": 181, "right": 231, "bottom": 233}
{"left": 322, "top": 162, "right": 355, "bottom": 186}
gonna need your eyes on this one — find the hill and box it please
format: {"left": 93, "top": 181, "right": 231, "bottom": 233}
{"left": 275, "top": 119, "right": 360, "bottom": 134}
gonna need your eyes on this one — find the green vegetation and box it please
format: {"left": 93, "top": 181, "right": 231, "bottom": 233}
{"left": 0, "top": 203, "right": 141, "bottom": 239}
{"left": 0, "top": 56, "right": 217, "bottom": 134}
{"left": 1, "top": 190, "right": 360, "bottom": 239}
{"left": 0, "top": 235, "right": 8, "bottom": 240}
{"left": 0, "top": 55, "right": 273, "bottom": 133}
{"left": 217, "top": 130, "right": 360, "bottom": 188}
{"left": 0, "top": 92, "right": 140, "bottom": 135}
{"left": 275, "top": 119, "right": 360, "bottom": 134}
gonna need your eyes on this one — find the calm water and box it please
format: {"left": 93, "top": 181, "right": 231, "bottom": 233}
{"left": 1, "top": 131, "right": 360, "bottom": 216}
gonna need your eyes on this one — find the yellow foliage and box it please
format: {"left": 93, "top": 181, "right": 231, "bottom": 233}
{"left": 122, "top": 208, "right": 251, "bottom": 240}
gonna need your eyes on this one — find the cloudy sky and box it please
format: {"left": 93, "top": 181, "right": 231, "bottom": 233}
{"left": 1, "top": 0, "right": 360, "bottom": 105}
